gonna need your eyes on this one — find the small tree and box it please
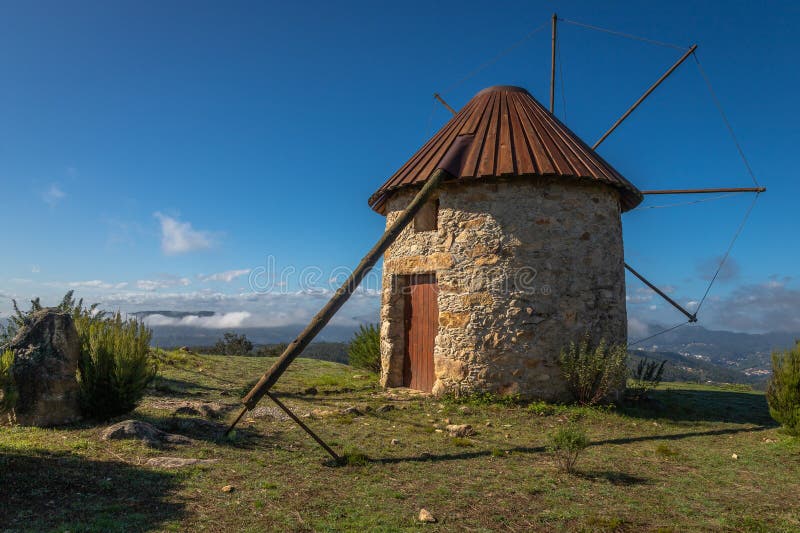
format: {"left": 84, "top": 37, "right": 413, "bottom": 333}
{"left": 548, "top": 425, "right": 590, "bottom": 474}
{"left": 627, "top": 357, "right": 667, "bottom": 401}
{"left": 347, "top": 324, "right": 381, "bottom": 373}
{"left": 767, "top": 341, "right": 800, "bottom": 435}
{"left": 213, "top": 332, "right": 253, "bottom": 355}
{"left": 559, "top": 334, "right": 628, "bottom": 405}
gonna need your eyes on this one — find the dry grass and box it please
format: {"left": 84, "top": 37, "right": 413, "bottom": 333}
{"left": 1, "top": 352, "right": 799, "bottom": 532}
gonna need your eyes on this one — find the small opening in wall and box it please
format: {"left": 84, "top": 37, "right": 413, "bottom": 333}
{"left": 414, "top": 199, "right": 438, "bottom": 232}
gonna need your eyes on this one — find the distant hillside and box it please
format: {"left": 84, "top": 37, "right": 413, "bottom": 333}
{"left": 633, "top": 324, "right": 799, "bottom": 378}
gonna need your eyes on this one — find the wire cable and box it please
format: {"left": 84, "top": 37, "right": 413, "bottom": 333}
{"left": 559, "top": 18, "right": 685, "bottom": 51}
{"left": 629, "top": 320, "right": 691, "bottom": 347}
{"left": 441, "top": 21, "right": 549, "bottom": 95}
{"left": 694, "top": 192, "right": 760, "bottom": 314}
{"left": 693, "top": 53, "right": 760, "bottom": 188}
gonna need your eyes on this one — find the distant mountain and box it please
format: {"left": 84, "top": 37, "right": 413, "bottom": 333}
{"left": 632, "top": 324, "right": 799, "bottom": 379}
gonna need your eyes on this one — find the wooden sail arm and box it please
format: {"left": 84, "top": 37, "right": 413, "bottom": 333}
{"left": 625, "top": 262, "right": 697, "bottom": 323}
{"left": 592, "top": 44, "right": 697, "bottom": 150}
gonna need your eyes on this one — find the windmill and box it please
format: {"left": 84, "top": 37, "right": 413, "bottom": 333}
{"left": 225, "top": 15, "right": 764, "bottom": 462}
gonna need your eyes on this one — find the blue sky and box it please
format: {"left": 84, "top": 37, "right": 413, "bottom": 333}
{"left": 1, "top": 0, "right": 798, "bottom": 334}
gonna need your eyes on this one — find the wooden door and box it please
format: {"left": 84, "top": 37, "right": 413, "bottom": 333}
{"left": 403, "top": 273, "right": 438, "bottom": 392}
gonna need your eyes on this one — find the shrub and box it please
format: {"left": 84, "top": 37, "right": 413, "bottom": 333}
{"left": 548, "top": 425, "right": 590, "bottom": 474}
{"left": 347, "top": 324, "right": 381, "bottom": 373}
{"left": 0, "top": 349, "right": 16, "bottom": 410}
{"left": 627, "top": 357, "right": 666, "bottom": 401}
{"left": 213, "top": 332, "right": 253, "bottom": 356}
{"left": 76, "top": 312, "right": 157, "bottom": 420}
{"left": 766, "top": 341, "right": 800, "bottom": 435}
{"left": 2, "top": 291, "right": 156, "bottom": 420}
{"left": 559, "top": 334, "right": 628, "bottom": 405}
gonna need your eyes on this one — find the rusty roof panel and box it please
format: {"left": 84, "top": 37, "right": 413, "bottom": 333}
{"left": 369, "top": 85, "right": 643, "bottom": 213}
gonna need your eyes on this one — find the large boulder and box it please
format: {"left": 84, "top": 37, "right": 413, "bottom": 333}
{"left": 5, "top": 309, "right": 81, "bottom": 426}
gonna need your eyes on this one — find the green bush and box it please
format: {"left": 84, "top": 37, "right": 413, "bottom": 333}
{"left": 74, "top": 310, "right": 157, "bottom": 420}
{"left": 0, "top": 349, "right": 16, "bottom": 411}
{"left": 766, "top": 341, "right": 800, "bottom": 435}
{"left": 347, "top": 324, "right": 380, "bottom": 373}
{"left": 547, "top": 425, "right": 590, "bottom": 474}
{"left": 627, "top": 357, "right": 667, "bottom": 401}
{"left": 559, "top": 334, "right": 629, "bottom": 406}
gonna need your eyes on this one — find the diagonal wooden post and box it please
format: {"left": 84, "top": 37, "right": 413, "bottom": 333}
{"left": 225, "top": 134, "right": 475, "bottom": 437}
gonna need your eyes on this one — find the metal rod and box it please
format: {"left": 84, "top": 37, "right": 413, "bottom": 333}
{"left": 642, "top": 187, "right": 766, "bottom": 195}
{"left": 625, "top": 262, "right": 697, "bottom": 322}
{"left": 266, "top": 392, "right": 340, "bottom": 462}
{"left": 592, "top": 44, "right": 697, "bottom": 150}
{"left": 433, "top": 93, "right": 457, "bottom": 116}
{"left": 225, "top": 135, "right": 474, "bottom": 437}
{"left": 550, "top": 13, "right": 558, "bottom": 113}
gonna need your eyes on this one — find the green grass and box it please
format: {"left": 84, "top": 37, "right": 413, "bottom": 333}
{"left": 1, "top": 352, "right": 799, "bottom": 531}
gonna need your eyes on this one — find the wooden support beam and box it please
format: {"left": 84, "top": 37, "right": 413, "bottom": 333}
{"left": 550, "top": 13, "right": 558, "bottom": 113}
{"left": 592, "top": 44, "right": 698, "bottom": 150}
{"left": 433, "top": 93, "right": 457, "bottom": 116}
{"left": 225, "top": 135, "right": 475, "bottom": 437}
{"left": 266, "top": 392, "right": 340, "bottom": 462}
{"left": 625, "top": 262, "right": 697, "bottom": 323}
{"left": 641, "top": 187, "right": 766, "bottom": 195}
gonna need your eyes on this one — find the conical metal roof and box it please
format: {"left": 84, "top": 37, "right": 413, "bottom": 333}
{"left": 369, "top": 85, "right": 642, "bottom": 213}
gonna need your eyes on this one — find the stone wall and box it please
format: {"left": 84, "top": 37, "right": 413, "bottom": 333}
{"left": 379, "top": 177, "right": 627, "bottom": 401}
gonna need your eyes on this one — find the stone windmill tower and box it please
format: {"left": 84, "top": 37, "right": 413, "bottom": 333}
{"left": 369, "top": 85, "right": 643, "bottom": 399}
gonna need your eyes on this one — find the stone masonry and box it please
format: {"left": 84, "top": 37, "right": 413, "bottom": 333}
{"left": 379, "top": 177, "right": 627, "bottom": 401}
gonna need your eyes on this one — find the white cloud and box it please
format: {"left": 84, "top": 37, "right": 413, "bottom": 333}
{"left": 143, "top": 311, "right": 252, "bottom": 329}
{"left": 69, "top": 280, "right": 115, "bottom": 289}
{"left": 42, "top": 184, "right": 65, "bottom": 206}
{"left": 200, "top": 269, "right": 251, "bottom": 283}
{"left": 31, "top": 265, "right": 40, "bottom": 273}
{"left": 96, "top": 287, "right": 381, "bottom": 329}
{"left": 136, "top": 277, "right": 192, "bottom": 291}
{"left": 154, "top": 212, "right": 214, "bottom": 255}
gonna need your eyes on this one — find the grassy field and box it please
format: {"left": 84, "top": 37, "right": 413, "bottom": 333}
{"left": 1, "top": 352, "right": 799, "bottom": 532}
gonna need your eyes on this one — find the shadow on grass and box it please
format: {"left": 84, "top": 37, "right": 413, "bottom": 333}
{"left": 357, "top": 426, "right": 770, "bottom": 465}
{"left": 149, "top": 376, "right": 221, "bottom": 397}
{"left": 621, "top": 388, "right": 776, "bottom": 426}
{"left": 575, "top": 470, "right": 649, "bottom": 485}
{"left": 0, "top": 448, "right": 185, "bottom": 531}
{"left": 135, "top": 414, "right": 271, "bottom": 450}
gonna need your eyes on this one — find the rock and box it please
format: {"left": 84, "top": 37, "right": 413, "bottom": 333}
{"left": 303, "top": 387, "right": 318, "bottom": 395}
{"left": 418, "top": 509, "right": 436, "bottom": 523}
{"left": 376, "top": 404, "right": 395, "bottom": 413}
{"left": 101, "top": 420, "right": 192, "bottom": 448}
{"left": 446, "top": 424, "right": 474, "bottom": 437}
{"left": 5, "top": 309, "right": 81, "bottom": 426}
{"left": 341, "top": 406, "right": 362, "bottom": 416}
{"left": 178, "top": 346, "right": 190, "bottom": 352}
{"left": 731, "top": 453, "right": 739, "bottom": 460}
{"left": 485, "top": 421, "right": 493, "bottom": 427}
{"left": 146, "top": 457, "right": 218, "bottom": 469}
{"left": 443, "top": 418, "right": 451, "bottom": 424}
{"left": 251, "top": 405, "right": 290, "bottom": 421}
{"left": 391, "top": 439, "right": 400, "bottom": 445}
{"left": 458, "top": 405, "right": 472, "bottom": 414}
{"left": 221, "top": 485, "right": 235, "bottom": 493}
